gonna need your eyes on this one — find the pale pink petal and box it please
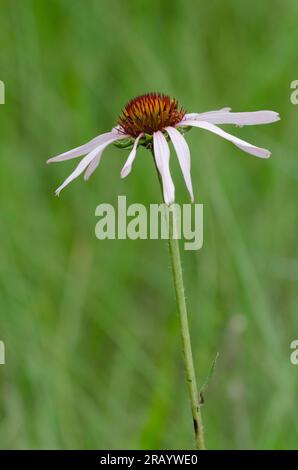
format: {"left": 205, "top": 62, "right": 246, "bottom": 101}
{"left": 120, "top": 133, "right": 143, "bottom": 178}
{"left": 84, "top": 129, "right": 131, "bottom": 179}
{"left": 185, "top": 107, "right": 231, "bottom": 120}
{"left": 153, "top": 131, "right": 175, "bottom": 204}
{"left": 47, "top": 128, "right": 126, "bottom": 163}
{"left": 183, "top": 110, "right": 279, "bottom": 126}
{"left": 55, "top": 135, "right": 123, "bottom": 195}
{"left": 166, "top": 126, "right": 194, "bottom": 202}
{"left": 84, "top": 152, "right": 103, "bottom": 180}
{"left": 183, "top": 120, "right": 271, "bottom": 158}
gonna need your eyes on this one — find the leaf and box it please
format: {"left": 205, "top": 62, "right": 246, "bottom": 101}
{"left": 199, "top": 352, "right": 219, "bottom": 405}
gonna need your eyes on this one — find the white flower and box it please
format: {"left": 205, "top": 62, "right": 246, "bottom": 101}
{"left": 47, "top": 93, "right": 280, "bottom": 203}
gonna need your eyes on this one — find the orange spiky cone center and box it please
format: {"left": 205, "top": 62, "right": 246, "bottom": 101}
{"left": 117, "top": 93, "right": 186, "bottom": 137}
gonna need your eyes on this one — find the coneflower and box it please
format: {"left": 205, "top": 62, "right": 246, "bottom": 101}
{"left": 48, "top": 92, "right": 279, "bottom": 204}
{"left": 48, "top": 93, "right": 279, "bottom": 450}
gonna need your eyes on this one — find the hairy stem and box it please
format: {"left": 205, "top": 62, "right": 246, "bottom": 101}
{"left": 167, "top": 207, "right": 206, "bottom": 450}
{"left": 152, "top": 151, "right": 206, "bottom": 449}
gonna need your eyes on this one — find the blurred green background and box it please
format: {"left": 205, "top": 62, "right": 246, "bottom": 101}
{"left": 0, "top": 0, "right": 297, "bottom": 450}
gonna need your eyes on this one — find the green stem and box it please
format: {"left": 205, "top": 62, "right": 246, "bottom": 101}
{"left": 151, "top": 151, "right": 205, "bottom": 449}
{"left": 167, "top": 207, "right": 206, "bottom": 450}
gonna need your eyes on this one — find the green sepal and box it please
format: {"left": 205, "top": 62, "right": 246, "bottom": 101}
{"left": 113, "top": 138, "right": 135, "bottom": 150}
{"left": 176, "top": 125, "right": 192, "bottom": 135}
{"left": 113, "top": 127, "right": 191, "bottom": 151}
{"left": 139, "top": 133, "right": 153, "bottom": 147}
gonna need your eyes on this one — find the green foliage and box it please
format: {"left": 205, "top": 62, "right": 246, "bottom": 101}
{"left": 0, "top": 0, "right": 297, "bottom": 450}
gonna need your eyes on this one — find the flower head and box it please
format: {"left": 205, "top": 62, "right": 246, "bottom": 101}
{"left": 117, "top": 93, "right": 185, "bottom": 137}
{"left": 47, "top": 92, "right": 280, "bottom": 203}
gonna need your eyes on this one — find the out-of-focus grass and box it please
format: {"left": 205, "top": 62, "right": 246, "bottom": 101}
{"left": 0, "top": 0, "right": 298, "bottom": 449}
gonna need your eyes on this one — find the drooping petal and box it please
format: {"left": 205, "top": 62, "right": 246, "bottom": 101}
{"left": 183, "top": 120, "right": 271, "bottom": 158}
{"left": 153, "top": 131, "right": 175, "bottom": 204}
{"left": 184, "top": 107, "right": 231, "bottom": 121}
{"left": 166, "top": 126, "right": 194, "bottom": 202}
{"left": 47, "top": 128, "right": 124, "bottom": 163}
{"left": 183, "top": 110, "right": 280, "bottom": 126}
{"left": 55, "top": 134, "right": 125, "bottom": 195}
{"left": 84, "top": 152, "right": 103, "bottom": 180}
{"left": 120, "top": 133, "right": 143, "bottom": 178}
{"left": 85, "top": 129, "right": 128, "bottom": 179}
